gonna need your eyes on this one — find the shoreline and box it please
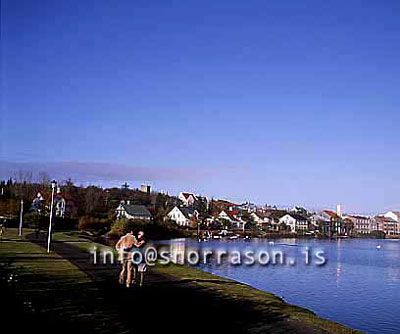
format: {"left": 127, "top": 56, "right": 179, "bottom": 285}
{"left": 151, "top": 262, "right": 362, "bottom": 333}
{"left": 102, "top": 231, "right": 396, "bottom": 242}
{"left": 99, "top": 232, "right": 362, "bottom": 333}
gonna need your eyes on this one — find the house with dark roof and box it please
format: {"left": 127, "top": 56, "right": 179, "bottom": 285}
{"left": 166, "top": 206, "right": 199, "bottom": 226}
{"left": 115, "top": 201, "right": 152, "bottom": 221}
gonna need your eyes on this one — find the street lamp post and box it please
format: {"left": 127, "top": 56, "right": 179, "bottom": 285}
{"left": 47, "top": 180, "right": 57, "bottom": 253}
{"left": 197, "top": 221, "right": 200, "bottom": 242}
{"left": 18, "top": 199, "right": 24, "bottom": 236}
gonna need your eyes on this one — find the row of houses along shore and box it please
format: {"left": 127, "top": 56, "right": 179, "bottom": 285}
{"left": 6, "top": 184, "right": 398, "bottom": 238}
{"left": 116, "top": 191, "right": 400, "bottom": 237}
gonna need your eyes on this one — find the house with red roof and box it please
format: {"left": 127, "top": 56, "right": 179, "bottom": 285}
{"left": 178, "top": 192, "right": 198, "bottom": 207}
{"left": 215, "top": 210, "right": 246, "bottom": 230}
{"left": 320, "top": 210, "right": 352, "bottom": 236}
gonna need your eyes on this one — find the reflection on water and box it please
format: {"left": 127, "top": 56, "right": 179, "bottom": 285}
{"left": 169, "top": 238, "right": 186, "bottom": 264}
{"left": 336, "top": 238, "right": 342, "bottom": 284}
{"left": 162, "top": 238, "right": 400, "bottom": 334}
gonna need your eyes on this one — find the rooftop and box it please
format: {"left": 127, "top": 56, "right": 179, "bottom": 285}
{"left": 178, "top": 206, "right": 197, "bottom": 219}
{"left": 121, "top": 204, "right": 152, "bottom": 217}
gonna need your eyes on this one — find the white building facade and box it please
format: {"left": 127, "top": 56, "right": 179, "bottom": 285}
{"left": 166, "top": 206, "right": 198, "bottom": 227}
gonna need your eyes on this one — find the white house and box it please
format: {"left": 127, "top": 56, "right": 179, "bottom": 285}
{"left": 216, "top": 210, "right": 248, "bottom": 231}
{"left": 279, "top": 213, "right": 308, "bottom": 232}
{"left": 54, "top": 195, "right": 66, "bottom": 218}
{"left": 218, "top": 210, "right": 232, "bottom": 222}
{"left": 251, "top": 212, "right": 270, "bottom": 225}
{"left": 231, "top": 219, "right": 246, "bottom": 231}
{"left": 311, "top": 211, "right": 331, "bottom": 232}
{"left": 218, "top": 210, "right": 241, "bottom": 222}
{"left": 178, "top": 192, "right": 198, "bottom": 207}
{"left": 166, "top": 206, "right": 199, "bottom": 227}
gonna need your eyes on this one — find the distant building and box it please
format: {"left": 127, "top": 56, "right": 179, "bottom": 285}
{"left": 336, "top": 204, "right": 342, "bottom": 217}
{"left": 261, "top": 210, "right": 288, "bottom": 231}
{"left": 323, "top": 210, "right": 348, "bottom": 235}
{"left": 30, "top": 190, "right": 69, "bottom": 218}
{"left": 344, "top": 215, "right": 373, "bottom": 234}
{"left": 383, "top": 211, "right": 400, "bottom": 222}
{"left": 140, "top": 184, "right": 151, "bottom": 194}
{"left": 375, "top": 216, "right": 399, "bottom": 236}
{"left": 251, "top": 212, "right": 271, "bottom": 226}
{"left": 210, "top": 209, "right": 247, "bottom": 230}
{"left": 312, "top": 211, "right": 332, "bottom": 234}
{"left": 217, "top": 210, "right": 231, "bottom": 222}
{"left": 54, "top": 188, "right": 66, "bottom": 218}
{"left": 115, "top": 202, "right": 152, "bottom": 221}
{"left": 31, "top": 192, "right": 45, "bottom": 213}
{"left": 212, "top": 199, "right": 241, "bottom": 212}
{"left": 231, "top": 219, "right": 246, "bottom": 231}
{"left": 166, "top": 206, "right": 199, "bottom": 226}
{"left": 240, "top": 201, "right": 257, "bottom": 213}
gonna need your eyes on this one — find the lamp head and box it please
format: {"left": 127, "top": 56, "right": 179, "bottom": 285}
{"left": 51, "top": 180, "right": 57, "bottom": 189}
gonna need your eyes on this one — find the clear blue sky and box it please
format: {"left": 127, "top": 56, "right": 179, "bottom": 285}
{"left": 1, "top": 0, "right": 399, "bottom": 213}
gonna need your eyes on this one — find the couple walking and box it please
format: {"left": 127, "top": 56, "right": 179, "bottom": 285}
{"left": 115, "top": 230, "right": 147, "bottom": 288}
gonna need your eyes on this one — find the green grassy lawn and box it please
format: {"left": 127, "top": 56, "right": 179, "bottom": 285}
{"left": 1, "top": 229, "right": 90, "bottom": 282}
{"left": 1, "top": 228, "right": 362, "bottom": 333}
{"left": 0, "top": 229, "right": 126, "bottom": 333}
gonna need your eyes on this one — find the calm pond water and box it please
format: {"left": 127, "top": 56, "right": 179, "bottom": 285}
{"left": 164, "top": 238, "right": 400, "bottom": 334}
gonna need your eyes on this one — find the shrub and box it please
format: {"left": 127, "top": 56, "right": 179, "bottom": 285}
{"left": 108, "top": 218, "right": 188, "bottom": 239}
{"left": 78, "top": 216, "right": 111, "bottom": 232}
{"left": 108, "top": 218, "right": 129, "bottom": 236}
{"left": 23, "top": 212, "right": 48, "bottom": 230}
{"left": 53, "top": 217, "right": 79, "bottom": 230}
